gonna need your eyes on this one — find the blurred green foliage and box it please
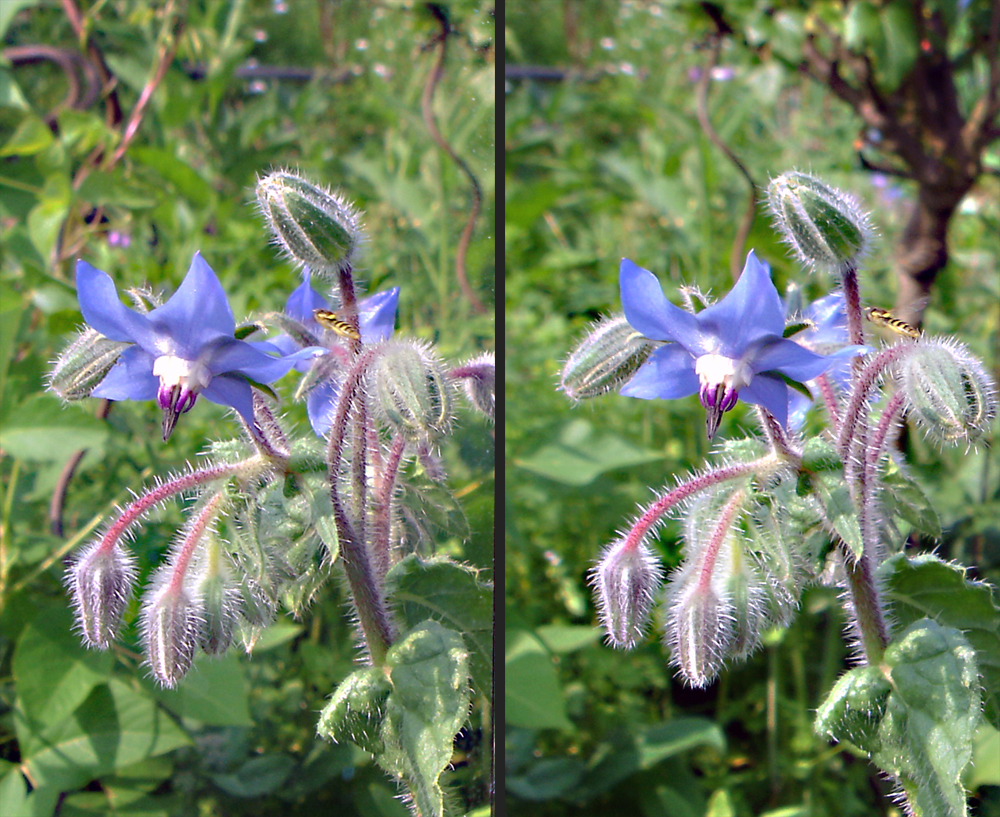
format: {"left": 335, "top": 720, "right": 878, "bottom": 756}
{"left": 1, "top": 1, "right": 494, "bottom": 815}
{"left": 505, "top": 2, "right": 999, "bottom": 815}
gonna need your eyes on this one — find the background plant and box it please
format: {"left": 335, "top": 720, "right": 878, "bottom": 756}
{"left": 0, "top": 2, "right": 494, "bottom": 815}
{"left": 505, "top": 2, "right": 999, "bottom": 815}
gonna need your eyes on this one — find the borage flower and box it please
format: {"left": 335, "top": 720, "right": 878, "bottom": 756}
{"left": 273, "top": 274, "right": 399, "bottom": 436}
{"left": 619, "top": 251, "right": 864, "bottom": 438}
{"left": 77, "top": 253, "right": 320, "bottom": 440}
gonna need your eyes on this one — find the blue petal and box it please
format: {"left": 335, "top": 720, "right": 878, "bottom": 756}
{"left": 360, "top": 287, "right": 399, "bottom": 342}
{"left": 619, "top": 344, "right": 699, "bottom": 400}
{"left": 307, "top": 380, "right": 341, "bottom": 437}
{"left": 285, "top": 276, "right": 330, "bottom": 324}
{"left": 619, "top": 259, "right": 704, "bottom": 350}
{"left": 696, "top": 251, "right": 785, "bottom": 356}
{"left": 787, "top": 390, "right": 812, "bottom": 431}
{"left": 76, "top": 261, "right": 159, "bottom": 348}
{"left": 89, "top": 346, "right": 158, "bottom": 401}
{"left": 200, "top": 374, "right": 255, "bottom": 427}
{"left": 205, "top": 339, "right": 299, "bottom": 382}
{"left": 147, "top": 253, "right": 235, "bottom": 357}
{"left": 740, "top": 373, "right": 789, "bottom": 426}
{"left": 751, "top": 338, "right": 842, "bottom": 381}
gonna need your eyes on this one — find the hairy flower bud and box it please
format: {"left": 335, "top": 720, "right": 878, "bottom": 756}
{"left": 591, "top": 535, "right": 663, "bottom": 649}
{"left": 452, "top": 352, "right": 495, "bottom": 421}
{"left": 66, "top": 541, "right": 137, "bottom": 648}
{"left": 561, "top": 314, "right": 656, "bottom": 401}
{"left": 371, "top": 340, "right": 453, "bottom": 441}
{"left": 142, "top": 575, "right": 201, "bottom": 687}
{"left": 897, "top": 338, "right": 998, "bottom": 446}
{"left": 256, "top": 171, "right": 363, "bottom": 274}
{"left": 49, "top": 327, "right": 131, "bottom": 401}
{"left": 190, "top": 536, "right": 242, "bottom": 655}
{"left": 767, "top": 171, "right": 873, "bottom": 273}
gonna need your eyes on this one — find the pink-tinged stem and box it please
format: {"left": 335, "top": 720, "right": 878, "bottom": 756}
{"left": 371, "top": 434, "right": 408, "bottom": 581}
{"left": 96, "top": 461, "right": 250, "bottom": 558}
{"left": 623, "top": 458, "right": 776, "bottom": 555}
{"left": 755, "top": 406, "right": 801, "bottom": 463}
{"left": 815, "top": 373, "right": 841, "bottom": 431}
{"left": 167, "top": 490, "right": 226, "bottom": 595}
{"left": 837, "top": 344, "right": 911, "bottom": 459}
{"left": 696, "top": 489, "right": 745, "bottom": 592}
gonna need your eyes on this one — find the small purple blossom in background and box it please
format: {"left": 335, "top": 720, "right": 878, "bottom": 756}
{"left": 618, "top": 251, "right": 864, "bottom": 438}
{"left": 77, "top": 252, "right": 319, "bottom": 440}
{"left": 273, "top": 274, "right": 399, "bottom": 436}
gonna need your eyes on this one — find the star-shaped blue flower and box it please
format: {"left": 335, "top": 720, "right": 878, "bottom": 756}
{"left": 273, "top": 275, "right": 399, "bottom": 436}
{"left": 77, "top": 252, "right": 318, "bottom": 440}
{"left": 619, "top": 251, "right": 863, "bottom": 438}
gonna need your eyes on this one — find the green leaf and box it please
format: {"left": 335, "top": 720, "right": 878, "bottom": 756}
{"left": 514, "top": 419, "right": 662, "bottom": 486}
{"left": 506, "top": 757, "right": 586, "bottom": 801}
{"left": 75, "top": 170, "right": 159, "bottom": 209}
{"left": 879, "top": 1, "right": 921, "bottom": 90}
{"left": 814, "top": 665, "right": 892, "bottom": 753}
{"left": 20, "top": 679, "right": 190, "bottom": 791}
{"left": 880, "top": 553, "right": 1000, "bottom": 728}
{"left": 843, "top": 0, "right": 882, "bottom": 51}
{"left": 966, "top": 721, "right": 1000, "bottom": 791}
{"left": 813, "top": 471, "right": 863, "bottom": 558}
{"left": 0, "top": 114, "right": 54, "bottom": 157}
{"left": 873, "top": 619, "right": 979, "bottom": 817}
{"left": 378, "top": 621, "right": 471, "bottom": 817}
{"left": 534, "top": 624, "right": 602, "bottom": 654}
{"left": 155, "top": 652, "right": 252, "bottom": 727}
{"left": 0, "top": 395, "right": 109, "bottom": 462}
{"left": 317, "top": 666, "right": 392, "bottom": 754}
{"left": 504, "top": 630, "right": 572, "bottom": 730}
{"left": 384, "top": 555, "right": 492, "bottom": 695}
{"left": 879, "top": 461, "right": 941, "bottom": 539}
{"left": 210, "top": 755, "right": 296, "bottom": 798}
{"left": 129, "top": 146, "right": 216, "bottom": 208}
{"left": 13, "top": 605, "right": 113, "bottom": 732}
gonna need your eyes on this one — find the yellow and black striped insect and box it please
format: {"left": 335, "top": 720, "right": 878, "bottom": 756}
{"left": 313, "top": 308, "right": 361, "bottom": 341}
{"left": 866, "top": 307, "right": 921, "bottom": 339}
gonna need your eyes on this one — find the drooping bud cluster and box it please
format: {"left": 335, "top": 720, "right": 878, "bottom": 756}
{"left": 590, "top": 534, "right": 664, "bottom": 649}
{"left": 561, "top": 314, "right": 656, "bottom": 401}
{"left": 370, "top": 340, "right": 454, "bottom": 442}
{"left": 256, "top": 170, "right": 364, "bottom": 275}
{"left": 451, "top": 352, "right": 495, "bottom": 421}
{"left": 767, "top": 171, "right": 873, "bottom": 273}
{"left": 896, "top": 337, "right": 998, "bottom": 446}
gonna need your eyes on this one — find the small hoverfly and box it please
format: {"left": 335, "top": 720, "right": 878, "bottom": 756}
{"left": 866, "top": 307, "right": 921, "bottom": 339}
{"left": 313, "top": 308, "right": 361, "bottom": 341}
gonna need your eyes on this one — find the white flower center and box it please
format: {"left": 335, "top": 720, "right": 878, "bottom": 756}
{"left": 153, "top": 355, "right": 213, "bottom": 391}
{"left": 694, "top": 353, "right": 752, "bottom": 391}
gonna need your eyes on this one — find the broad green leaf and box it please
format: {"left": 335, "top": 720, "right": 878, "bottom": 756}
{"left": 20, "top": 679, "right": 190, "bottom": 791}
{"left": 505, "top": 757, "right": 586, "bottom": 801}
{"left": 966, "top": 721, "right": 1000, "bottom": 791}
{"left": 0, "top": 114, "right": 54, "bottom": 157}
{"left": 814, "top": 665, "right": 891, "bottom": 753}
{"left": 28, "top": 196, "right": 70, "bottom": 263}
{"left": 384, "top": 555, "right": 492, "bottom": 695}
{"left": 874, "top": 619, "right": 979, "bottom": 817}
{"left": 813, "top": 472, "right": 863, "bottom": 558}
{"left": 706, "top": 789, "right": 736, "bottom": 817}
{"left": 129, "top": 146, "right": 215, "bottom": 208}
{"left": 317, "top": 666, "right": 392, "bottom": 754}
{"left": 879, "top": 2, "right": 921, "bottom": 90}
{"left": 514, "top": 418, "right": 662, "bottom": 485}
{"left": 505, "top": 630, "right": 571, "bottom": 730}
{"left": 378, "top": 621, "right": 471, "bottom": 817}
{"left": 75, "top": 170, "right": 159, "bottom": 209}
{"left": 0, "top": 67, "right": 30, "bottom": 110}
{"left": 534, "top": 624, "right": 602, "bottom": 654}
{"left": 0, "top": 395, "right": 109, "bottom": 462}
{"left": 210, "top": 755, "right": 296, "bottom": 798}
{"left": 155, "top": 652, "right": 251, "bottom": 727}
{"left": 0, "top": 764, "right": 29, "bottom": 817}
{"left": 13, "top": 605, "right": 113, "bottom": 732}
{"left": 843, "top": 0, "right": 882, "bottom": 51}
{"left": 880, "top": 553, "right": 1000, "bottom": 728}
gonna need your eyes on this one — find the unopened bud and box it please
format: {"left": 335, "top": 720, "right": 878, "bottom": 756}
{"left": 66, "top": 540, "right": 137, "bottom": 648}
{"left": 49, "top": 327, "right": 131, "bottom": 401}
{"left": 141, "top": 576, "right": 200, "bottom": 687}
{"left": 897, "top": 338, "right": 998, "bottom": 446}
{"left": 371, "top": 341, "right": 453, "bottom": 441}
{"left": 451, "top": 352, "right": 495, "bottom": 421}
{"left": 590, "top": 535, "right": 663, "bottom": 649}
{"left": 767, "top": 172, "right": 873, "bottom": 273}
{"left": 256, "top": 171, "right": 363, "bottom": 274}
{"left": 561, "top": 314, "right": 655, "bottom": 401}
